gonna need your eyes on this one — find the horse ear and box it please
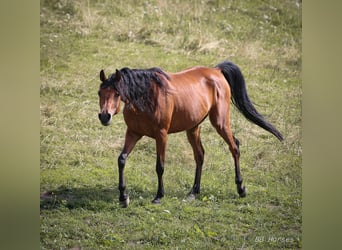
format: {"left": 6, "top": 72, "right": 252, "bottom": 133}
{"left": 114, "top": 69, "right": 122, "bottom": 82}
{"left": 100, "top": 70, "right": 107, "bottom": 82}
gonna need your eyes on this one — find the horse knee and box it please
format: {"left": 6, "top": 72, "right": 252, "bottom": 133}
{"left": 118, "top": 153, "right": 127, "bottom": 168}
{"left": 156, "top": 161, "right": 164, "bottom": 176}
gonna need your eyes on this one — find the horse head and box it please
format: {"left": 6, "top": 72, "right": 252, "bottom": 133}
{"left": 98, "top": 69, "right": 122, "bottom": 126}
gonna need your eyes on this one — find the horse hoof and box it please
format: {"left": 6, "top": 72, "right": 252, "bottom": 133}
{"left": 120, "top": 196, "right": 130, "bottom": 208}
{"left": 152, "top": 197, "right": 161, "bottom": 204}
{"left": 238, "top": 186, "right": 246, "bottom": 198}
{"left": 183, "top": 193, "right": 196, "bottom": 202}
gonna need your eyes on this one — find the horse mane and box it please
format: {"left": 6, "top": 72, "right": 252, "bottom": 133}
{"left": 109, "top": 67, "right": 169, "bottom": 112}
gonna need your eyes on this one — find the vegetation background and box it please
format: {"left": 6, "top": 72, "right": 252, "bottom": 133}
{"left": 40, "top": 0, "right": 301, "bottom": 249}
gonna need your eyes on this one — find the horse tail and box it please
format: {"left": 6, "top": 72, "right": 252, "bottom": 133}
{"left": 216, "top": 61, "right": 283, "bottom": 141}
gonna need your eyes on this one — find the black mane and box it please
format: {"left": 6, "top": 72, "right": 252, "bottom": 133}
{"left": 110, "top": 67, "right": 169, "bottom": 112}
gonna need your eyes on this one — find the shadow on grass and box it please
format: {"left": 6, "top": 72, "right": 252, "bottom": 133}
{"left": 40, "top": 185, "right": 187, "bottom": 211}
{"left": 40, "top": 186, "right": 120, "bottom": 211}
{"left": 40, "top": 183, "right": 243, "bottom": 211}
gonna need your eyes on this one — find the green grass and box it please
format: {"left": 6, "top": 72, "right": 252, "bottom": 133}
{"left": 40, "top": 0, "right": 301, "bottom": 249}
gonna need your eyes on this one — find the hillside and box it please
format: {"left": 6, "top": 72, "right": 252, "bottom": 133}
{"left": 40, "top": 0, "right": 301, "bottom": 249}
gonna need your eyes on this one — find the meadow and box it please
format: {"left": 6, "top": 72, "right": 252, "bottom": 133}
{"left": 40, "top": 0, "right": 301, "bottom": 249}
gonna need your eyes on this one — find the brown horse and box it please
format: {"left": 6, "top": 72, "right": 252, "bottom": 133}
{"left": 98, "top": 61, "right": 283, "bottom": 207}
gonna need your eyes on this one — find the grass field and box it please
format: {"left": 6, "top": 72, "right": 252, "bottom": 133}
{"left": 40, "top": 0, "right": 301, "bottom": 249}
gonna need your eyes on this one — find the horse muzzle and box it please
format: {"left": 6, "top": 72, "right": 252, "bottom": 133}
{"left": 98, "top": 112, "right": 113, "bottom": 126}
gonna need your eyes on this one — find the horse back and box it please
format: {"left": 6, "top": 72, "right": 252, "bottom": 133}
{"left": 163, "top": 67, "right": 230, "bottom": 133}
{"left": 123, "top": 66, "right": 230, "bottom": 137}
{"left": 167, "top": 66, "right": 230, "bottom": 104}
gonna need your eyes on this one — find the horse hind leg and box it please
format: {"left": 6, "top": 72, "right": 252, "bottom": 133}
{"left": 209, "top": 114, "right": 246, "bottom": 198}
{"left": 231, "top": 136, "right": 246, "bottom": 197}
{"left": 221, "top": 129, "right": 246, "bottom": 197}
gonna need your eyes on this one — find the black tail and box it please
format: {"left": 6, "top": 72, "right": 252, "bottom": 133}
{"left": 216, "top": 61, "right": 283, "bottom": 141}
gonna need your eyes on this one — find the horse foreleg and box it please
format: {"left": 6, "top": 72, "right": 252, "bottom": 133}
{"left": 152, "top": 130, "right": 167, "bottom": 204}
{"left": 186, "top": 126, "right": 205, "bottom": 200}
{"left": 118, "top": 130, "right": 142, "bottom": 207}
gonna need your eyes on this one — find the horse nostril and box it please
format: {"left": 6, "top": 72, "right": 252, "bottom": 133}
{"left": 98, "top": 113, "right": 112, "bottom": 125}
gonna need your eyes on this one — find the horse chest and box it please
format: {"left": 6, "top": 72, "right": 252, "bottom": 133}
{"left": 123, "top": 108, "right": 167, "bottom": 137}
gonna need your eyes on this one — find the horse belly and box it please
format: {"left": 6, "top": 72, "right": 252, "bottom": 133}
{"left": 168, "top": 101, "right": 210, "bottom": 133}
{"left": 167, "top": 79, "right": 215, "bottom": 133}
